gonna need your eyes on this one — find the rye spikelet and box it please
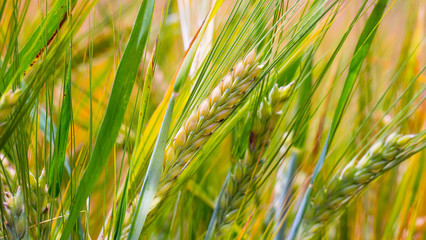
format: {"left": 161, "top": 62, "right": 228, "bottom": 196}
{"left": 304, "top": 133, "right": 416, "bottom": 239}
{"left": 153, "top": 50, "right": 263, "bottom": 210}
{"left": 214, "top": 82, "right": 293, "bottom": 237}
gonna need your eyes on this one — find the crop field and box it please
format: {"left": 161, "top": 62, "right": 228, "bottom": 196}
{"left": 0, "top": 0, "right": 425, "bottom": 239}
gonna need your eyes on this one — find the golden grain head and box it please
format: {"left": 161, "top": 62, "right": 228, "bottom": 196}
{"left": 228, "top": 95, "right": 240, "bottom": 106}
{"left": 185, "top": 112, "right": 198, "bottom": 133}
{"left": 193, "top": 137, "right": 207, "bottom": 149}
{"left": 215, "top": 109, "right": 229, "bottom": 121}
{"left": 221, "top": 74, "right": 233, "bottom": 91}
{"left": 165, "top": 145, "right": 175, "bottom": 162}
{"left": 204, "top": 122, "right": 220, "bottom": 135}
{"left": 199, "top": 99, "right": 211, "bottom": 117}
{"left": 244, "top": 50, "right": 256, "bottom": 66}
{"left": 173, "top": 128, "right": 187, "bottom": 149}
{"left": 210, "top": 86, "right": 222, "bottom": 104}
{"left": 234, "top": 61, "right": 245, "bottom": 77}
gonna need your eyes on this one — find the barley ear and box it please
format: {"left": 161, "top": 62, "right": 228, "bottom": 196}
{"left": 304, "top": 133, "right": 417, "bottom": 239}
{"left": 1, "top": 165, "right": 50, "bottom": 239}
{"left": 151, "top": 50, "right": 264, "bottom": 212}
{"left": 3, "top": 187, "right": 28, "bottom": 240}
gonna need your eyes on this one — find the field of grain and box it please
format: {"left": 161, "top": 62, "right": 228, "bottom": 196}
{"left": 0, "top": 0, "right": 425, "bottom": 239}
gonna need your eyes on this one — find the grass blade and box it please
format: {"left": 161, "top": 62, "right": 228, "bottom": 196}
{"left": 60, "top": 0, "right": 156, "bottom": 238}
{"left": 111, "top": 40, "right": 159, "bottom": 240}
{"left": 127, "top": 94, "right": 175, "bottom": 240}
{"left": 48, "top": 43, "right": 73, "bottom": 197}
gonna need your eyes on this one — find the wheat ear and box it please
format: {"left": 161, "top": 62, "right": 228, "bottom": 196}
{"left": 304, "top": 133, "right": 417, "bottom": 239}
{"left": 214, "top": 82, "right": 293, "bottom": 237}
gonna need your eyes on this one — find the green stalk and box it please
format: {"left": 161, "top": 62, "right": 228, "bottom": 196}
{"left": 48, "top": 36, "right": 73, "bottom": 197}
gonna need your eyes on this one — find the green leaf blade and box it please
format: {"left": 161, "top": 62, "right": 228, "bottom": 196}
{"left": 60, "top": 0, "right": 156, "bottom": 238}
